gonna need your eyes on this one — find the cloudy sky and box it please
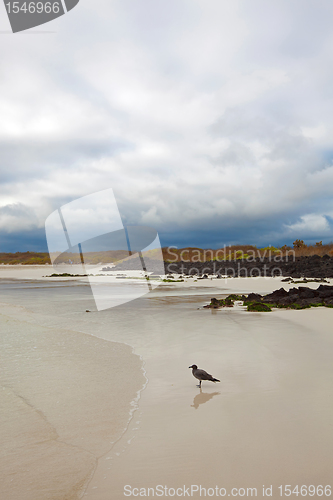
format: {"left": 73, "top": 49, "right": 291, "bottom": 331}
{"left": 1, "top": 0, "right": 333, "bottom": 251}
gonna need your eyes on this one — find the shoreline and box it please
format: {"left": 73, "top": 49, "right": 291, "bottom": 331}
{"left": 1, "top": 264, "right": 332, "bottom": 289}
{"left": 0, "top": 301, "right": 145, "bottom": 500}
{"left": 2, "top": 270, "right": 333, "bottom": 499}
{"left": 82, "top": 292, "right": 333, "bottom": 500}
{"left": 2, "top": 253, "right": 333, "bottom": 282}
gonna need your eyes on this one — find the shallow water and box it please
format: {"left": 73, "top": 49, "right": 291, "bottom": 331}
{"left": 1, "top": 279, "right": 333, "bottom": 500}
{"left": 0, "top": 280, "right": 145, "bottom": 500}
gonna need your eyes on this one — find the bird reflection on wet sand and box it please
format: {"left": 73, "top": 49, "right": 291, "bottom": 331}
{"left": 191, "top": 389, "right": 221, "bottom": 409}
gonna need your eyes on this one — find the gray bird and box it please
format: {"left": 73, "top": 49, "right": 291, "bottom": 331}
{"left": 189, "top": 364, "right": 220, "bottom": 388}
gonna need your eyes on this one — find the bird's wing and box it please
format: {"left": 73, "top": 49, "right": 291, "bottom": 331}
{"left": 195, "top": 369, "right": 214, "bottom": 380}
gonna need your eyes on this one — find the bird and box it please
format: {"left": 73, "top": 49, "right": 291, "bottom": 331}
{"left": 189, "top": 364, "right": 220, "bottom": 388}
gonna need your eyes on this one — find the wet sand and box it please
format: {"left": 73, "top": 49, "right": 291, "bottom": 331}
{"left": 1, "top": 269, "right": 333, "bottom": 499}
{"left": 0, "top": 303, "right": 145, "bottom": 500}
{"left": 83, "top": 301, "right": 333, "bottom": 500}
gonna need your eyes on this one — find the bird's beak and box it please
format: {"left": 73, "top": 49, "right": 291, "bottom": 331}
{"left": 189, "top": 366, "right": 192, "bottom": 368}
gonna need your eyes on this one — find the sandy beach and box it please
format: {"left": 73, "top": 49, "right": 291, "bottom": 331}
{"left": 83, "top": 300, "right": 333, "bottom": 499}
{"left": 0, "top": 290, "right": 145, "bottom": 499}
{"left": 1, "top": 266, "right": 333, "bottom": 499}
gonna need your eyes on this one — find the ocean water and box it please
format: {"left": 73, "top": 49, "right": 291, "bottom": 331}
{"left": 1, "top": 278, "right": 333, "bottom": 500}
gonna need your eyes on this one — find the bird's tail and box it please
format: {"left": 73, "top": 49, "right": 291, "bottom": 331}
{"left": 212, "top": 378, "right": 220, "bottom": 383}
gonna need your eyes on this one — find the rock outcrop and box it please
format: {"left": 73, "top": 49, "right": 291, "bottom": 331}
{"left": 204, "top": 285, "right": 333, "bottom": 311}
{"left": 111, "top": 255, "right": 333, "bottom": 279}
{"left": 163, "top": 255, "right": 333, "bottom": 278}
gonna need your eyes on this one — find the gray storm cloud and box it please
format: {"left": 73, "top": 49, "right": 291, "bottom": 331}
{"left": 0, "top": 0, "right": 333, "bottom": 249}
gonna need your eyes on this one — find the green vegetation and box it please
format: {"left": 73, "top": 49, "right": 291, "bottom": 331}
{"left": 291, "top": 279, "right": 328, "bottom": 284}
{"left": 293, "top": 239, "right": 306, "bottom": 249}
{"left": 0, "top": 251, "right": 51, "bottom": 265}
{"left": 205, "top": 288, "right": 333, "bottom": 312}
{"left": 162, "top": 279, "right": 184, "bottom": 282}
{"left": 276, "top": 303, "right": 311, "bottom": 310}
{"left": 206, "top": 294, "right": 244, "bottom": 308}
{"left": 247, "top": 302, "right": 272, "bottom": 312}
{"left": 48, "top": 273, "right": 87, "bottom": 277}
{"left": 3, "top": 240, "right": 333, "bottom": 266}
{"left": 261, "top": 246, "right": 280, "bottom": 253}
{"left": 226, "top": 294, "right": 243, "bottom": 301}
{"left": 163, "top": 242, "right": 333, "bottom": 262}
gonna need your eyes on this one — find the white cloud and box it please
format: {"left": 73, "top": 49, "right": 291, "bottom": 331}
{"left": 0, "top": 0, "right": 333, "bottom": 248}
{"left": 284, "top": 214, "right": 331, "bottom": 236}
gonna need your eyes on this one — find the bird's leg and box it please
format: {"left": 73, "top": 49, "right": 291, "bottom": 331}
{"left": 196, "top": 380, "right": 202, "bottom": 388}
